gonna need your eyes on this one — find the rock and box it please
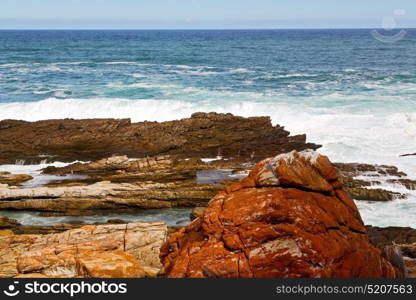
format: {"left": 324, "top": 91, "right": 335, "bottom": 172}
{"left": 190, "top": 207, "right": 206, "bottom": 220}
{"left": 0, "top": 180, "right": 222, "bottom": 213}
{"left": 367, "top": 226, "right": 416, "bottom": 278}
{"left": 0, "top": 216, "right": 20, "bottom": 228}
{"left": 382, "top": 246, "right": 407, "bottom": 276}
{"left": 0, "top": 229, "right": 13, "bottom": 236}
{"left": 347, "top": 188, "right": 405, "bottom": 201}
{"left": 388, "top": 179, "right": 416, "bottom": 191}
{"left": 0, "top": 222, "right": 167, "bottom": 278}
{"left": 0, "top": 172, "right": 33, "bottom": 185}
{"left": 76, "top": 249, "right": 146, "bottom": 278}
{"left": 334, "top": 163, "right": 412, "bottom": 201}
{"left": 367, "top": 226, "right": 416, "bottom": 249}
{"left": 0, "top": 113, "right": 320, "bottom": 164}
{"left": 400, "top": 153, "right": 416, "bottom": 157}
{"left": 42, "top": 155, "right": 175, "bottom": 176}
{"left": 12, "top": 224, "right": 84, "bottom": 235}
{"left": 160, "top": 150, "right": 402, "bottom": 278}
{"left": 106, "top": 219, "right": 127, "bottom": 224}
{"left": 335, "top": 163, "right": 407, "bottom": 177}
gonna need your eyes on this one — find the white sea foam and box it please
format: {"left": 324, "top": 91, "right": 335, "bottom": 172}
{"left": 176, "top": 64, "right": 193, "bottom": 69}
{"left": 40, "top": 66, "right": 62, "bottom": 72}
{"left": 260, "top": 73, "right": 318, "bottom": 79}
{"left": 103, "top": 61, "right": 133, "bottom": 65}
{"left": 355, "top": 175, "right": 416, "bottom": 227}
{"left": 131, "top": 73, "right": 146, "bottom": 78}
{"left": 230, "top": 68, "right": 251, "bottom": 73}
{"left": 107, "top": 82, "right": 180, "bottom": 89}
{"left": 32, "top": 90, "right": 51, "bottom": 95}
{"left": 53, "top": 90, "right": 70, "bottom": 98}
{"left": 172, "top": 69, "right": 221, "bottom": 76}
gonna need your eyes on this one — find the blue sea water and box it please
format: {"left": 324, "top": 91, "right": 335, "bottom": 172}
{"left": 0, "top": 29, "right": 415, "bottom": 226}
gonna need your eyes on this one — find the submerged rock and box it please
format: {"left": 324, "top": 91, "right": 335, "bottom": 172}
{"left": 160, "top": 150, "right": 402, "bottom": 278}
{"left": 0, "top": 113, "right": 320, "bottom": 164}
{"left": 0, "top": 222, "right": 167, "bottom": 278}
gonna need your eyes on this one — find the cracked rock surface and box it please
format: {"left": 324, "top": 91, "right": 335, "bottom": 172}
{"left": 160, "top": 150, "right": 402, "bottom": 278}
{"left": 0, "top": 222, "right": 167, "bottom": 278}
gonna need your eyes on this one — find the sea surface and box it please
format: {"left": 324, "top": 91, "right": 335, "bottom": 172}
{"left": 0, "top": 29, "right": 415, "bottom": 227}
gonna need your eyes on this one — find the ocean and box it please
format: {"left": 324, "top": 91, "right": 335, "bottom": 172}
{"left": 0, "top": 29, "right": 415, "bottom": 227}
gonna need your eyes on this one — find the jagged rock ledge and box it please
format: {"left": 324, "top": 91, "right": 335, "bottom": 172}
{"left": 0, "top": 112, "right": 320, "bottom": 164}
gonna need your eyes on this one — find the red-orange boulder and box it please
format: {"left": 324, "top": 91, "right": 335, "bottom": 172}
{"left": 160, "top": 150, "right": 402, "bottom": 278}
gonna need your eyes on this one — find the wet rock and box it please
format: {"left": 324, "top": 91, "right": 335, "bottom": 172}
{"left": 0, "top": 180, "right": 222, "bottom": 213}
{"left": 367, "top": 226, "right": 416, "bottom": 250}
{"left": 335, "top": 163, "right": 407, "bottom": 177}
{"left": 367, "top": 226, "right": 416, "bottom": 278}
{"left": 190, "top": 207, "right": 206, "bottom": 220}
{"left": 387, "top": 179, "right": 416, "bottom": 191}
{"left": 160, "top": 150, "right": 401, "bottom": 278}
{"left": 42, "top": 155, "right": 175, "bottom": 176}
{"left": 0, "top": 216, "right": 20, "bottom": 229}
{"left": 0, "top": 222, "right": 167, "bottom": 278}
{"left": 0, "top": 172, "right": 33, "bottom": 186}
{"left": 106, "top": 219, "right": 128, "bottom": 224}
{"left": 0, "top": 113, "right": 320, "bottom": 164}
{"left": 12, "top": 224, "right": 85, "bottom": 235}
{"left": 346, "top": 188, "right": 405, "bottom": 201}
{"left": 334, "top": 163, "right": 411, "bottom": 201}
{"left": 400, "top": 153, "right": 416, "bottom": 157}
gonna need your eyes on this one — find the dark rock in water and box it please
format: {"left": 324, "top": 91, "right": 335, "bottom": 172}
{"left": 335, "top": 163, "right": 407, "bottom": 177}
{"left": 106, "top": 219, "right": 127, "bottom": 224}
{"left": 161, "top": 150, "right": 402, "bottom": 278}
{"left": 0, "top": 216, "right": 20, "bottom": 228}
{"left": 334, "top": 163, "right": 411, "bottom": 201}
{"left": 388, "top": 178, "right": 416, "bottom": 191}
{"left": 0, "top": 113, "right": 320, "bottom": 164}
{"left": 347, "top": 187, "right": 405, "bottom": 201}
{"left": 367, "top": 226, "right": 416, "bottom": 250}
{"left": 400, "top": 153, "right": 416, "bottom": 157}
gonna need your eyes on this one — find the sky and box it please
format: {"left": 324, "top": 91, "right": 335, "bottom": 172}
{"left": 0, "top": 0, "right": 415, "bottom": 29}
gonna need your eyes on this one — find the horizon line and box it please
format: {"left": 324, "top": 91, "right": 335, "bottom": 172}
{"left": 0, "top": 27, "right": 415, "bottom": 31}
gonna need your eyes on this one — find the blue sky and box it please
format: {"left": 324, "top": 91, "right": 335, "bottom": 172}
{"left": 1, "top": 0, "right": 415, "bottom": 29}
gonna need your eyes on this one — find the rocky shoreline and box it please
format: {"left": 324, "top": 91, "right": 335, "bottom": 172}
{"left": 0, "top": 113, "right": 415, "bottom": 278}
{"left": 0, "top": 112, "right": 319, "bottom": 164}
